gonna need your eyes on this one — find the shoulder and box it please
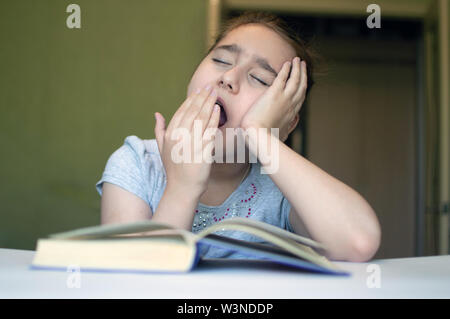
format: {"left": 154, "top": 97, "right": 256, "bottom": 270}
{"left": 111, "top": 135, "right": 163, "bottom": 170}
{"left": 123, "top": 135, "right": 160, "bottom": 160}
{"left": 120, "top": 135, "right": 164, "bottom": 178}
{"left": 96, "top": 136, "right": 165, "bottom": 209}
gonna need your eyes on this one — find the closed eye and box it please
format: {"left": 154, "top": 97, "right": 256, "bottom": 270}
{"left": 213, "top": 58, "right": 269, "bottom": 86}
{"left": 251, "top": 75, "right": 268, "bottom": 86}
{"left": 212, "top": 58, "right": 231, "bottom": 65}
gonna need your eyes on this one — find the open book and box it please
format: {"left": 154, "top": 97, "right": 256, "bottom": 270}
{"left": 31, "top": 217, "right": 350, "bottom": 276}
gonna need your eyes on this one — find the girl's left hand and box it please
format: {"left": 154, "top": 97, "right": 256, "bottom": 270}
{"left": 240, "top": 57, "right": 307, "bottom": 141}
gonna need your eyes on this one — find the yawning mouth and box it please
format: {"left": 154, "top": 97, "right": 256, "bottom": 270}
{"left": 215, "top": 98, "right": 228, "bottom": 127}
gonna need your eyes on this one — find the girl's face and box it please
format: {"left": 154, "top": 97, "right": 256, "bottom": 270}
{"left": 187, "top": 23, "right": 296, "bottom": 131}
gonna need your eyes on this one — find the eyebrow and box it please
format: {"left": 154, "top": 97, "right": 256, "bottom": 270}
{"left": 214, "top": 44, "right": 278, "bottom": 77}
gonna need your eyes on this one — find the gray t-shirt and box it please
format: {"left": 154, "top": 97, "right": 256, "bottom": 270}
{"left": 96, "top": 135, "right": 295, "bottom": 259}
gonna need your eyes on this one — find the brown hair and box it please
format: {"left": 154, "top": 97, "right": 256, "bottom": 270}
{"left": 206, "top": 11, "right": 319, "bottom": 104}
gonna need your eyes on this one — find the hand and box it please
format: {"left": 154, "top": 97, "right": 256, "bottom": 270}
{"left": 154, "top": 85, "right": 221, "bottom": 196}
{"left": 240, "top": 57, "right": 308, "bottom": 141}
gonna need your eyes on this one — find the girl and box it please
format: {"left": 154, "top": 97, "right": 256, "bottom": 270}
{"left": 96, "top": 12, "right": 381, "bottom": 262}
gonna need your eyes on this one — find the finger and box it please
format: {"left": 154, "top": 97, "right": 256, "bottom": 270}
{"left": 166, "top": 90, "right": 198, "bottom": 132}
{"left": 154, "top": 112, "right": 166, "bottom": 155}
{"left": 179, "top": 85, "right": 213, "bottom": 130}
{"left": 272, "top": 61, "right": 291, "bottom": 91}
{"left": 203, "top": 103, "right": 221, "bottom": 143}
{"left": 202, "top": 104, "right": 221, "bottom": 162}
{"left": 196, "top": 88, "right": 218, "bottom": 134}
{"left": 293, "top": 61, "right": 308, "bottom": 112}
{"left": 285, "top": 57, "right": 301, "bottom": 97}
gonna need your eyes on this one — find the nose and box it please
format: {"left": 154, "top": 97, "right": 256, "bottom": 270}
{"left": 218, "top": 68, "right": 239, "bottom": 94}
{"left": 219, "top": 80, "right": 232, "bottom": 91}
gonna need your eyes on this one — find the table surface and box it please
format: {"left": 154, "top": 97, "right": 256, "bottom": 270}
{"left": 1, "top": 248, "right": 450, "bottom": 298}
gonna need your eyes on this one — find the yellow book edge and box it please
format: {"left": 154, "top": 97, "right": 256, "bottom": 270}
{"left": 31, "top": 217, "right": 347, "bottom": 274}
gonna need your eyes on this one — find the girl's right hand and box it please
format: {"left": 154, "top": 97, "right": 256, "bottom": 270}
{"left": 154, "top": 85, "right": 221, "bottom": 196}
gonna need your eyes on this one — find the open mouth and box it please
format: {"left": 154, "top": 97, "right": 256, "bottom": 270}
{"left": 215, "top": 98, "right": 228, "bottom": 127}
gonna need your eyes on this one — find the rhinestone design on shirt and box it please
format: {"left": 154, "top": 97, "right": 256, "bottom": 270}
{"left": 191, "top": 180, "right": 260, "bottom": 233}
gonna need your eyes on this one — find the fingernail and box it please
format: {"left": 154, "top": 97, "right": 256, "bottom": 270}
{"left": 205, "top": 84, "right": 212, "bottom": 91}
{"left": 210, "top": 88, "right": 217, "bottom": 97}
{"left": 214, "top": 104, "right": 220, "bottom": 112}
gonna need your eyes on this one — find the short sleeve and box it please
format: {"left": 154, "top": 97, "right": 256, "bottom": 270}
{"left": 281, "top": 196, "right": 295, "bottom": 233}
{"left": 95, "top": 136, "right": 150, "bottom": 205}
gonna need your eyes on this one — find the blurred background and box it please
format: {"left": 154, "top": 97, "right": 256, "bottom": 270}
{"left": 0, "top": 0, "right": 449, "bottom": 260}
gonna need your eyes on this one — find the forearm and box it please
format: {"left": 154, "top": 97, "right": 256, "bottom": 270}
{"left": 247, "top": 129, "right": 381, "bottom": 261}
{"left": 151, "top": 184, "right": 201, "bottom": 231}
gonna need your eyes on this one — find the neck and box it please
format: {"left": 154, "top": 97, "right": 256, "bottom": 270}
{"left": 209, "top": 162, "right": 251, "bottom": 184}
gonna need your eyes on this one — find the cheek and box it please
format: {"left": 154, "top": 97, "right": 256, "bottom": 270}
{"left": 241, "top": 91, "right": 263, "bottom": 111}
{"left": 232, "top": 94, "right": 257, "bottom": 120}
{"left": 187, "top": 63, "right": 212, "bottom": 95}
{"left": 187, "top": 68, "right": 205, "bottom": 96}
{"left": 187, "top": 76, "right": 203, "bottom": 96}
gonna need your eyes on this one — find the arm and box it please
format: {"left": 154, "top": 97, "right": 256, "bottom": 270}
{"left": 101, "top": 182, "right": 201, "bottom": 230}
{"left": 101, "top": 84, "right": 220, "bottom": 230}
{"left": 101, "top": 182, "right": 152, "bottom": 224}
{"left": 271, "top": 135, "right": 381, "bottom": 262}
{"left": 241, "top": 57, "right": 380, "bottom": 262}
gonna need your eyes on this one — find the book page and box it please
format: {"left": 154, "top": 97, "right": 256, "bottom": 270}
{"left": 198, "top": 217, "right": 327, "bottom": 250}
{"left": 200, "top": 234, "right": 344, "bottom": 273}
{"left": 196, "top": 220, "right": 336, "bottom": 270}
{"left": 49, "top": 220, "right": 183, "bottom": 240}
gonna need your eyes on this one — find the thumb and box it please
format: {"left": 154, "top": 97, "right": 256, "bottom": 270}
{"left": 154, "top": 112, "right": 166, "bottom": 154}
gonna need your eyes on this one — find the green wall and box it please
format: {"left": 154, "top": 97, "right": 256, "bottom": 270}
{"left": 0, "top": 0, "right": 207, "bottom": 250}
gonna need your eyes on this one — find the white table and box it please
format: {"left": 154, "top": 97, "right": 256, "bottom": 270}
{"left": 1, "top": 248, "right": 449, "bottom": 298}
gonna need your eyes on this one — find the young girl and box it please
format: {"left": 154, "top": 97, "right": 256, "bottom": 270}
{"left": 96, "top": 12, "right": 381, "bottom": 262}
